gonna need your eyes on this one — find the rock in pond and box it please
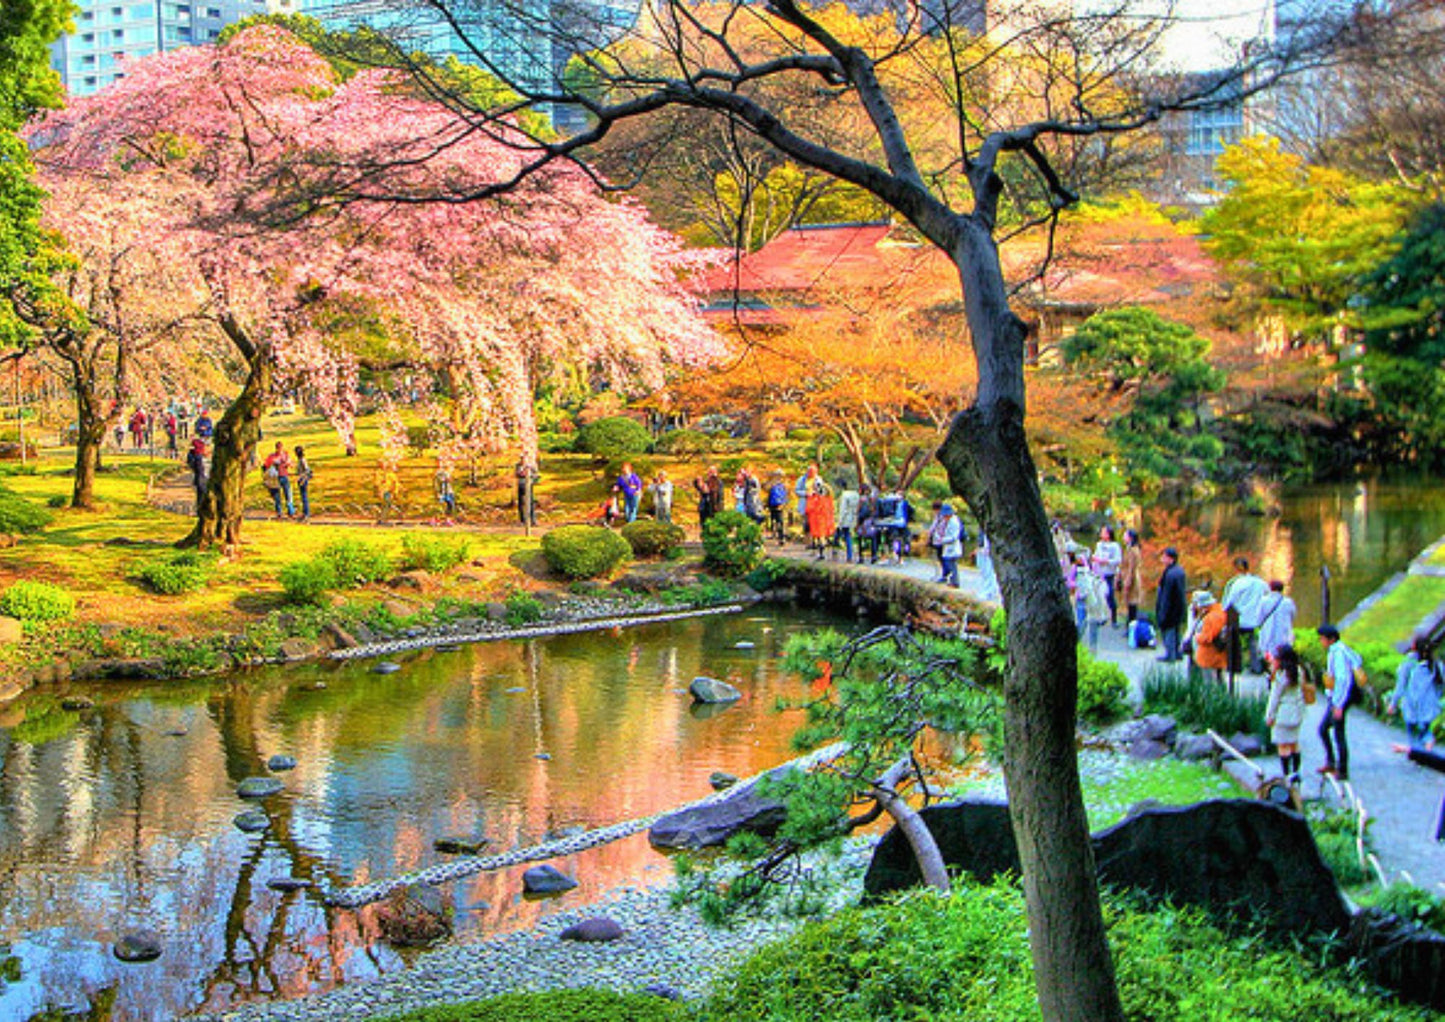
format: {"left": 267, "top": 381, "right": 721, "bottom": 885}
{"left": 278, "top": 638, "right": 316, "bottom": 661}
{"left": 650, "top": 783, "right": 786, "bottom": 849}
{"left": 522, "top": 865, "right": 578, "bottom": 895}
{"left": 236, "top": 777, "right": 284, "bottom": 799}
{"left": 267, "top": 755, "right": 297, "bottom": 772}
{"left": 372, "top": 661, "right": 402, "bottom": 675}
{"left": 734, "top": 641, "right": 755, "bottom": 650}
{"left": 689, "top": 676, "right": 741, "bottom": 704}
{"left": 113, "top": 931, "right": 163, "bottom": 963}
{"left": 233, "top": 810, "right": 269, "bottom": 833}
{"left": 559, "top": 917, "right": 624, "bottom": 943}
{"left": 434, "top": 836, "right": 490, "bottom": 855}
{"left": 266, "top": 877, "right": 311, "bottom": 892}
{"left": 534, "top": 752, "right": 552, "bottom": 761}
{"left": 709, "top": 771, "right": 739, "bottom": 791}
{"left": 60, "top": 696, "right": 95, "bottom": 711}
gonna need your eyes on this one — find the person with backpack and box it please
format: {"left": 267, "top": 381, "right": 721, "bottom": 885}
{"left": 1317, "top": 624, "right": 1363, "bottom": 781}
{"left": 262, "top": 441, "right": 294, "bottom": 518}
{"left": 1388, "top": 635, "right": 1441, "bottom": 752}
{"left": 765, "top": 471, "right": 788, "bottom": 543}
{"left": 1255, "top": 579, "right": 1297, "bottom": 663}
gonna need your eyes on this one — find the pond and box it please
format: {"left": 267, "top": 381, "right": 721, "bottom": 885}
{"left": 1179, "top": 475, "right": 1445, "bottom": 627}
{"left": 0, "top": 606, "right": 851, "bottom": 1022}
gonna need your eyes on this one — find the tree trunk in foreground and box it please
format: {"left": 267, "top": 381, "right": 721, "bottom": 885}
{"left": 57, "top": 341, "right": 112, "bottom": 510}
{"left": 937, "top": 222, "right": 1124, "bottom": 1022}
{"left": 180, "top": 346, "right": 271, "bottom": 552}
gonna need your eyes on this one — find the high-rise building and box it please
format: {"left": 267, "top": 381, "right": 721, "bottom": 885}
{"left": 50, "top": 0, "right": 273, "bottom": 97}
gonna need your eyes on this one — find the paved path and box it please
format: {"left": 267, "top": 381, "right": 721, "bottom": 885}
{"left": 784, "top": 549, "right": 1445, "bottom": 893}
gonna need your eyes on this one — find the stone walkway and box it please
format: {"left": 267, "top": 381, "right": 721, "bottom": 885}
{"left": 786, "top": 548, "right": 1445, "bottom": 893}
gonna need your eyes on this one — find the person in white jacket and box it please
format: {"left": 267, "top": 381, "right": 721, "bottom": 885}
{"left": 1254, "top": 579, "right": 1297, "bottom": 662}
{"left": 937, "top": 504, "right": 963, "bottom": 588}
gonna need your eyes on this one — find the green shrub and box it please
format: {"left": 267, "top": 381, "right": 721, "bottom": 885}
{"left": 45, "top": 494, "right": 67, "bottom": 508}
{"left": 1315, "top": 831, "right": 1370, "bottom": 887}
{"left": 696, "top": 879, "right": 1427, "bottom": 1022}
{"left": 655, "top": 428, "right": 713, "bottom": 456}
{"left": 280, "top": 559, "right": 339, "bottom": 605}
{"left": 400, "top": 534, "right": 472, "bottom": 573}
{"left": 504, "top": 589, "right": 545, "bottom": 627}
{"left": 1140, "top": 666, "right": 1269, "bottom": 741}
{"left": 320, "top": 539, "right": 394, "bottom": 585}
{"left": 0, "top": 580, "right": 74, "bottom": 622}
{"left": 658, "top": 579, "right": 735, "bottom": 606}
{"left": 911, "top": 473, "right": 954, "bottom": 503}
{"left": 620, "top": 520, "right": 685, "bottom": 558}
{"left": 1360, "top": 882, "right": 1445, "bottom": 932}
{"left": 1077, "top": 645, "right": 1130, "bottom": 725}
{"left": 0, "top": 491, "right": 52, "bottom": 534}
{"left": 538, "top": 432, "right": 575, "bottom": 454}
{"left": 377, "top": 989, "right": 678, "bottom": 1022}
{"left": 702, "top": 510, "right": 765, "bottom": 577}
{"left": 575, "top": 417, "right": 652, "bottom": 460}
{"left": 138, "top": 551, "right": 217, "bottom": 595}
{"left": 744, "top": 558, "right": 791, "bottom": 592}
{"left": 541, "top": 525, "right": 632, "bottom": 579}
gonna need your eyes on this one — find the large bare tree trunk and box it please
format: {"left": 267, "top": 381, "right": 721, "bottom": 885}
{"left": 56, "top": 337, "right": 119, "bottom": 510}
{"left": 180, "top": 342, "right": 271, "bottom": 552}
{"left": 938, "top": 223, "right": 1124, "bottom": 1022}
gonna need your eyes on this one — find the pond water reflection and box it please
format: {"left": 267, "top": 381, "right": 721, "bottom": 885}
{"left": 0, "top": 606, "right": 850, "bottom": 1021}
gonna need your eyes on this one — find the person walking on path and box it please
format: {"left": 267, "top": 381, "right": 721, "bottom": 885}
{"left": 128, "top": 407, "right": 147, "bottom": 450}
{"left": 1083, "top": 569, "right": 1111, "bottom": 653}
{"left": 1117, "top": 528, "right": 1144, "bottom": 626}
{"left": 857, "top": 484, "right": 880, "bottom": 564}
{"left": 693, "top": 466, "right": 723, "bottom": 531}
{"left": 615, "top": 463, "right": 644, "bottom": 524}
{"left": 765, "top": 472, "right": 787, "bottom": 543}
{"left": 263, "top": 442, "right": 295, "bottom": 518}
{"left": 195, "top": 409, "right": 214, "bottom": 442}
{"left": 1265, "top": 644, "right": 1307, "bottom": 783}
{"left": 1388, "top": 635, "right": 1441, "bottom": 753}
{"left": 1155, "top": 546, "right": 1187, "bottom": 662}
{"left": 293, "top": 446, "right": 313, "bottom": 522}
{"left": 936, "top": 503, "right": 963, "bottom": 587}
{"left": 186, "top": 439, "right": 208, "bottom": 515}
{"left": 926, "top": 502, "right": 949, "bottom": 582}
{"left": 1224, "top": 558, "right": 1271, "bottom": 673}
{"left": 516, "top": 460, "right": 539, "bottom": 529}
{"left": 805, "top": 479, "right": 835, "bottom": 560}
{"left": 164, "top": 411, "right": 178, "bottom": 458}
{"left": 1255, "top": 579, "right": 1297, "bottom": 662}
{"left": 649, "top": 470, "right": 673, "bottom": 524}
{"left": 975, "top": 532, "right": 1000, "bottom": 602}
{"left": 795, "top": 464, "right": 818, "bottom": 537}
{"left": 1317, "top": 624, "right": 1363, "bottom": 781}
{"left": 836, "top": 480, "right": 860, "bottom": 563}
{"left": 434, "top": 464, "right": 457, "bottom": 520}
{"left": 1092, "top": 525, "right": 1123, "bottom": 627}
{"left": 1190, "top": 591, "right": 1229, "bottom": 684}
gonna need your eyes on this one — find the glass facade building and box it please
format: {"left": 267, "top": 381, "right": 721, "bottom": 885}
{"left": 50, "top": 0, "right": 269, "bottom": 96}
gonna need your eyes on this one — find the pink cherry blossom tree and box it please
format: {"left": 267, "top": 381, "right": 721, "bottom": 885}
{"left": 30, "top": 25, "right": 718, "bottom": 548}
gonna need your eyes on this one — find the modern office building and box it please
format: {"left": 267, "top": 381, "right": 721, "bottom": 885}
{"left": 50, "top": 0, "right": 271, "bottom": 97}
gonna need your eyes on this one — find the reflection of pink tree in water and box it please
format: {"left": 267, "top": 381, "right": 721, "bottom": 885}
{"left": 31, "top": 26, "right": 720, "bottom": 550}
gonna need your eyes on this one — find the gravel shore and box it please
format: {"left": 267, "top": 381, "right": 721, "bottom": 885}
{"left": 195, "top": 843, "right": 874, "bottom": 1022}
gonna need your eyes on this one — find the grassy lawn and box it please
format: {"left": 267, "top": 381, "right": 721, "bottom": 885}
{"left": 1343, "top": 574, "right": 1445, "bottom": 649}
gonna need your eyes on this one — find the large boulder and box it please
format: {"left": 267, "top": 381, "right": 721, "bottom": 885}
{"left": 1348, "top": 907, "right": 1445, "bottom": 1012}
{"left": 1092, "top": 800, "right": 1350, "bottom": 933}
{"left": 376, "top": 883, "right": 452, "bottom": 947}
{"left": 864, "top": 798, "right": 1351, "bottom": 936}
{"left": 113, "top": 930, "right": 163, "bottom": 963}
{"left": 650, "top": 783, "right": 787, "bottom": 850}
{"left": 863, "top": 800, "right": 1020, "bottom": 899}
{"left": 689, "top": 676, "right": 742, "bottom": 704}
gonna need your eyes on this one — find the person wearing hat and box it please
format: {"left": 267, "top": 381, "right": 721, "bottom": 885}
{"left": 1155, "top": 547, "right": 1187, "bottom": 662}
{"left": 1190, "top": 591, "right": 1229, "bottom": 684}
{"left": 937, "top": 504, "right": 963, "bottom": 587}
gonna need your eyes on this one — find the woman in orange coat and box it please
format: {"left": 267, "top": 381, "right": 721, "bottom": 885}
{"left": 1191, "top": 592, "right": 1229, "bottom": 683}
{"left": 805, "top": 480, "right": 836, "bottom": 561}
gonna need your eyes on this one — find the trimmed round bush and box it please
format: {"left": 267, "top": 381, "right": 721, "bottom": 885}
{"left": 542, "top": 525, "right": 632, "bottom": 579}
{"left": 575, "top": 417, "right": 652, "bottom": 461}
{"left": 655, "top": 429, "right": 712, "bottom": 457}
{"left": 702, "top": 510, "right": 765, "bottom": 577}
{"left": 621, "top": 520, "right": 685, "bottom": 559}
{"left": 280, "top": 559, "right": 339, "bottom": 605}
{"left": 0, "top": 491, "right": 53, "bottom": 534}
{"left": 0, "top": 580, "right": 75, "bottom": 622}
{"left": 138, "top": 551, "right": 217, "bottom": 595}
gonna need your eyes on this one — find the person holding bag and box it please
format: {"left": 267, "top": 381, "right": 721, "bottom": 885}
{"left": 1265, "top": 644, "right": 1307, "bottom": 784}
{"left": 1388, "top": 635, "right": 1441, "bottom": 753}
{"left": 1316, "top": 624, "right": 1363, "bottom": 781}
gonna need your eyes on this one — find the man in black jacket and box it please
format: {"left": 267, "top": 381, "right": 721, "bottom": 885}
{"left": 1155, "top": 546, "right": 1187, "bottom": 662}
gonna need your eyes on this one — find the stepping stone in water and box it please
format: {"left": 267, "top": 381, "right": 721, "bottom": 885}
{"left": 373, "top": 662, "right": 402, "bottom": 675}
{"left": 237, "top": 777, "right": 284, "bottom": 799}
{"left": 233, "top": 810, "right": 269, "bottom": 833}
{"left": 434, "top": 836, "right": 490, "bottom": 855}
{"left": 522, "top": 864, "right": 577, "bottom": 895}
{"left": 113, "top": 931, "right": 162, "bottom": 963}
{"left": 266, "top": 877, "right": 311, "bottom": 892}
{"left": 267, "top": 755, "right": 297, "bottom": 772}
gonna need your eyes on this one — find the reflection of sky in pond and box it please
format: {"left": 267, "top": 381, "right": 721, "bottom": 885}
{"left": 0, "top": 606, "right": 850, "bottom": 1021}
